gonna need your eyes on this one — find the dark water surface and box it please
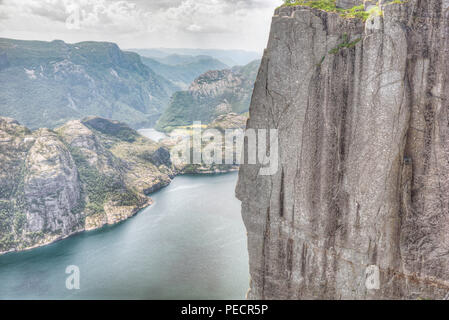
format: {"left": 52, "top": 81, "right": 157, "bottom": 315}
{"left": 0, "top": 172, "right": 249, "bottom": 299}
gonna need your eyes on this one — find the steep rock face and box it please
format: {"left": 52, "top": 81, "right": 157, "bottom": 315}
{"left": 24, "top": 129, "right": 82, "bottom": 235}
{"left": 237, "top": 1, "right": 449, "bottom": 299}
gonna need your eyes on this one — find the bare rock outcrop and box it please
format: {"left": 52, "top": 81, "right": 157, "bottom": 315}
{"left": 237, "top": 1, "right": 449, "bottom": 299}
{"left": 24, "top": 129, "right": 82, "bottom": 235}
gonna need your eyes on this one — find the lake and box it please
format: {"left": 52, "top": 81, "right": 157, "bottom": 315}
{"left": 0, "top": 172, "right": 249, "bottom": 299}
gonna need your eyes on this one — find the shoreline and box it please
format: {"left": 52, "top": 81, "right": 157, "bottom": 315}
{"left": 0, "top": 169, "right": 239, "bottom": 257}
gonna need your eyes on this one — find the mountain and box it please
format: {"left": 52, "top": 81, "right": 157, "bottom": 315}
{"left": 155, "top": 59, "right": 260, "bottom": 132}
{"left": 0, "top": 38, "right": 179, "bottom": 130}
{"left": 236, "top": 0, "right": 449, "bottom": 300}
{"left": 141, "top": 55, "right": 228, "bottom": 89}
{"left": 128, "top": 48, "right": 261, "bottom": 67}
{"left": 0, "top": 116, "right": 174, "bottom": 254}
{"left": 152, "top": 54, "right": 216, "bottom": 66}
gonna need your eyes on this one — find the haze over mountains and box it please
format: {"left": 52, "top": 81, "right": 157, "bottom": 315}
{"left": 0, "top": 38, "right": 259, "bottom": 131}
{"left": 128, "top": 48, "right": 261, "bottom": 67}
{"left": 0, "top": 38, "right": 178, "bottom": 129}
{"left": 141, "top": 55, "right": 228, "bottom": 90}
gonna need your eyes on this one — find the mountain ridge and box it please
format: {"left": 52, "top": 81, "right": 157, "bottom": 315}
{"left": 0, "top": 38, "right": 179, "bottom": 130}
{"left": 141, "top": 55, "right": 228, "bottom": 89}
{"left": 129, "top": 48, "right": 261, "bottom": 67}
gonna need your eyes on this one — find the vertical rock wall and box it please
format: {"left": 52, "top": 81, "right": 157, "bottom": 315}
{"left": 236, "top": 0, "right": 449, "bottom": 299}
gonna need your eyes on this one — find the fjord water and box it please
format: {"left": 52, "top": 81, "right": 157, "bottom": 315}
{"left": 0, "top": 172, "right": 249, "bottom": 299}
{"left": 137, "top": 128, "right": 167, "bottom": 142}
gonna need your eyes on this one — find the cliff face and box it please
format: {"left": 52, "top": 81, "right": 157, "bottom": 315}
{"left": 0, "top": 117, "right": 173, "bottom": 254}
{"left": 237, "top": 1, "right": 449, "bottom": 299}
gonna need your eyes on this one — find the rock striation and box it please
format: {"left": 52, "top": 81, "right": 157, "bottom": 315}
{"left": 237, "top": 0, "right": 449, "bottom": 299}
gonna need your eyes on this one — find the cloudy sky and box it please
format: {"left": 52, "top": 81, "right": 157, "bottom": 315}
{"left": 0, "top": 0, "right": 283, "bottom": 53}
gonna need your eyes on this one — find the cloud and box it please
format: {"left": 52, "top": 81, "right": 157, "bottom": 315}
{"left": 28, "top": 0, "right": 68, "bottom": 22}
{"left": 0, "top": 9, "right": 7, "bottom": 20}
{"left": 186, "top": 24, "right": 202, "bottom": 33}
{"left": 0, "top": 0, "right": 283, "bottom": 51}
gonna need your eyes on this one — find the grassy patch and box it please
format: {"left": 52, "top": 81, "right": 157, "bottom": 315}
{"left": 328, "top": 33, "right": 362, "bottom": 54}
{"left": 110, "top": 190, "right": 142, "bottom": 207}
{"left": 282, "top": 0, "right": 382, "bottom": 22}
{"left": 69, "top": 146, "right": 121, "bottom": 216}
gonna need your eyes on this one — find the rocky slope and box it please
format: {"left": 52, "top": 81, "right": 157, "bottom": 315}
{"left": 0, "top": 117, "right": 173, "bottom": 254}
{"left": 236, "top": 0, "right": 449, "bottom": 299}
{"left": 155, "top": 60, "right": 260, "bottom": 132}
{"left": 0, "top": 38, "right": 179, "bottom": 129}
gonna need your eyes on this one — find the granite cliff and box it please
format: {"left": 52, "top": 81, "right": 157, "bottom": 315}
{"left": 0, "top": 117, "right": 173, "bottom": 254}
{"left": 237, "top": 0, "right": 449, "bottom": 299}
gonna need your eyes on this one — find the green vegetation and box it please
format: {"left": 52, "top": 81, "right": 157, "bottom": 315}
{"left": 0, "top": 233, "right": 16, "bottom": 252}
{"left": 0, "top": 156, "right": 28, "bottom": 252}
{"left": 328, "top": 34, "right": 362, "bottom": 54}
{"left": 283, "top": 0, "right": 336, "bottom": 11}
{"left": 69, "top": 146, "right": 121, "bottom": 215}
{"left": 282, "top": 0, "right": 383, "bottom": 22}
{"left": 155, "top": 91, "right": 199, "bottom": 132}
{"left": 82, "top": 117, "right": 139, "bottom": 142}
{"left": 68, "top": 142, "right": 143, "bottom": 216}
{"left": 0, "top": 202, "right": 14, "bottom": 235}
{"left": 111, "top": 189, "right": 142, "bottom": 207}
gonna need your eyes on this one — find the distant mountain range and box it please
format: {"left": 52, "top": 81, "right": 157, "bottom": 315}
{"left": 0, "top": 38, "right": 261, "bottom": 131}
{"left": 141, "top": 55, "right": 228, "bottom": 90}
{"left": 128, "top": 48, "right": 261, "bottom": 67}
{"left": 0, "top": 38, "right": 178, "bottom": 129}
